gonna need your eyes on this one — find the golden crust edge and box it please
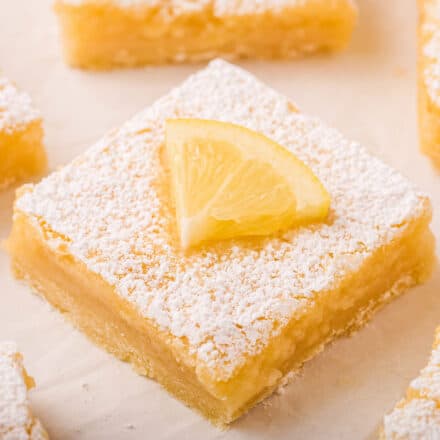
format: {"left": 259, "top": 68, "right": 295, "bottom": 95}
{"left": 6, "top": 197, "right": 436, "bottom": 425}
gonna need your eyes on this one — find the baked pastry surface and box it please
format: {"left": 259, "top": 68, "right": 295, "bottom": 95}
{"left": 0, "top": 77, "right": 46, "bottom": 190}
{"left": 54, "top": 0, "right": 358, "bottom": 69}
{"left": 7, "top": 60, "right": 435, "bottom": 426}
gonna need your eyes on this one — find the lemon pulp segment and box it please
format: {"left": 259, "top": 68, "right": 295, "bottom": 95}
{"left": 165, "top": 119, "right": 330, "bottom": 248}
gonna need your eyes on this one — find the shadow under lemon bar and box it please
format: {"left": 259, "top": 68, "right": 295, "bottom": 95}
{"left": 7, "top": 60, "right": 436, "bottom": 426}
{"left": 54, "top": 0, "right": 358, "bottom": 69}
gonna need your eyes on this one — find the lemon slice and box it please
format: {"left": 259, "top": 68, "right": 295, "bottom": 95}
{"left": 166, "top": 119, "right": 330, "bottom": 249}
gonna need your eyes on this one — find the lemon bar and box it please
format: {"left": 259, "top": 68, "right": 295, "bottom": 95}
{"left": 0, "top": 77, "right": 46, "bottom": 190}
{"left": 0, "top": 342, "right": 48, "bottom": 439}
{"left": 381, "top": 328, "right": 440, "bottom": 439}
{"left": 7, "top": 60, "right": 435, "bottom": 426}
{"left": 54, "top": 0, "right": 358, "bottom": 69}
{"left": 418, "top": 0, "right": 440, "bottom": 168}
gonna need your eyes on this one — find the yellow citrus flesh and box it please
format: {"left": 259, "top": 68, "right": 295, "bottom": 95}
{"left": 165, "top": 119, "right": 330, "bottom": 249}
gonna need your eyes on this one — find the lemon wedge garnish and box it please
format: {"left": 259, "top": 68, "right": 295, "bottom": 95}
{"left": 166, "top": 119, "right": 330, "bottom": 249}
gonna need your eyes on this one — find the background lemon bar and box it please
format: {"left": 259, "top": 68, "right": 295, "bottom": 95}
{"left": 7, "top": 60, "right": 435, "bottom": 426}
{"left": 54, "top": 0, "right": 358, "bottom": 69}
{"left": 418, "top": 0, "right": 440, "bottom": 168}
{"left": 0, "top": 342, "right": 48, "bottom": 439}
{"left": 381, "top": 328, "right": 440, "bottom": 439}
{"left": 0, "top": 77, "right": 46, "bottom": 190}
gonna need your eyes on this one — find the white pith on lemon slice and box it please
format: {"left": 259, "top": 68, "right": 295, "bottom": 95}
{"left": 165, "top": 119, "right": 330, "bottom": 249}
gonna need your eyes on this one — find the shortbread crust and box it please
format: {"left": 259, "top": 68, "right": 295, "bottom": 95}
{"left": 8, "top": 60, "right": 435, "bottom": 425}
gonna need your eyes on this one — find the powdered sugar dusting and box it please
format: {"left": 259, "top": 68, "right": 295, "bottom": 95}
{"left": 59, "top": 0, "right": 357, "bottom": 16}
{"left": 16, "top": 60, "right": 428, "bottom": 380}
{"left": 0, "top": 342, "right": 48, "bottom": 440}
{"left": 383, "top": 399, "right": 440, "bottom": 440}
{"left": 0, "top": 77, "right": 40, "bottom": 134}
{"left": 410, "top": 342, "right": 440, "bottom": 402}
{"left": 382, "top": 328, "right": 440, "bottom": 439}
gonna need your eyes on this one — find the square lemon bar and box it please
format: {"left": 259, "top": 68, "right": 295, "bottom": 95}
{"left": 0, "top": 77, "right": 46, "bottom": 190}
{"left": 418, "top": 0, "right": 440, "bottom": 168}
{"left": 8, "top": 60, "right": 435, "bottom": 425}
{"left": 381, "top": 328, "right": 440, "bottom": 439}
{"left": 54, "top": 0, "right": 358, "bottom": 69}
{"left": 0, "top": 342, "right": 48, "bottom": 439}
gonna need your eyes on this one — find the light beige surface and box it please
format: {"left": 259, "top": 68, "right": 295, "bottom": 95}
{"left": 0, "top": 1, "right": 439, "bottom": 439}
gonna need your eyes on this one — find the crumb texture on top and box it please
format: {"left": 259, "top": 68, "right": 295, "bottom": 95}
{"left": 383, "top": 399, "right": 440, "bottom": 440}
{"left": 0, "top": 77, "right": 40, "bottom": 134}
{"left": 382, "top": 329, "right": 440, "bottom": 439}
{"left": 16, "top": 59, "right": 428, "bottom": 381}
{"left": 58, "top": 0, "right": 357, "bottom": 15}
{"left": 0, "top": 342, "right": 48, "bottom": 440}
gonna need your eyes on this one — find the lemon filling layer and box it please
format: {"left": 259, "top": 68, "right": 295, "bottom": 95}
{"left": 54, "top": 0, "right": 357, "bottom": 69}
{"left": 8, "top": 208, "right": 435, "bottom": 425}
{"left": 0, "top": 122, "right": 46, "bottom": 189}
